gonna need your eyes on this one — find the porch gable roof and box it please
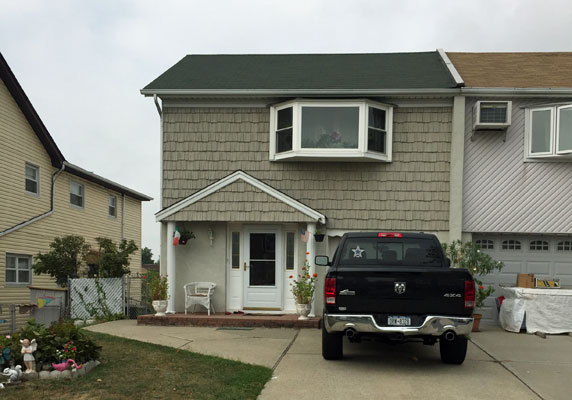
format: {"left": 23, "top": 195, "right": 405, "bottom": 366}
{"left": 156, "top": 170, "right": 326, "bottom": 224}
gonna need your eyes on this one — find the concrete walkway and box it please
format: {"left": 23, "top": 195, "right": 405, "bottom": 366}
{"left": 86, "top": 321, "right": 572, "bottom": 399}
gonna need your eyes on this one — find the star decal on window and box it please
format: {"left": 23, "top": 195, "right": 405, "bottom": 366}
{"left": 352, "top": 245, "right": 365, "bottom": 258}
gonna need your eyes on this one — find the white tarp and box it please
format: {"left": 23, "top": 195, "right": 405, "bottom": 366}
{"left": 499, "top": 287, "right": 572, "bottom": 334}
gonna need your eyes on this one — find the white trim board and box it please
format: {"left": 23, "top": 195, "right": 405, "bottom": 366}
{"left": 155, "top": 170, "right": 326, "bottom": 223}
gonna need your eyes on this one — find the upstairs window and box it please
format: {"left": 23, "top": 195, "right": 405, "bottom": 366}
{"left": 70, "top": 181, "right": 84, "bottom": 208}
{"left": 25, "top": 163, "right": 39, "bottom": 195}
{"left": 527, "top": 105, "right": 572, "bottom": 158}
{"left": 270, "top": 100, "right": 393, "bottom": 162}
{"left": 108, "top": 195, "right": 117, "bottom": 217}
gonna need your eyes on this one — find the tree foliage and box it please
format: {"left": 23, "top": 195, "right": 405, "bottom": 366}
{"left": 94, "top": 237, "right": 138, "bottom": 277}
{"left": 33, "top": 235, "right": 90, "bottom": 287}
{"left": 141, "top": 246, "right": 154, "bottom": 264}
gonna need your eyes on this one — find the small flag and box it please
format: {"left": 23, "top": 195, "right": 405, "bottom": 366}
{"left": 37, "top": 296, "right": 56, "bottom": 309}
{"left": 301, "top": 230, "right": 309, "bottom": 243}
{"left": 173, "top": 226, "right": 181, "bottom": 246}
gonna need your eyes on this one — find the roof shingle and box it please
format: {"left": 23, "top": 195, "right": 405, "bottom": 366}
{"left": 447, "top": 52, "right": 572, "bottom": 88}
{"left": 143, "top": 52, "right": 458, "bottom": 92}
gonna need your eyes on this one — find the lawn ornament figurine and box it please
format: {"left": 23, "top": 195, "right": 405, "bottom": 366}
{"left": 20, "top": 338, "right": 37, "bottom": 373}
{"left": 2, "top": 365, "right": 22, "bottom": 385}
{"left": 51, "top": 359, "right": 82, "bottom": 372}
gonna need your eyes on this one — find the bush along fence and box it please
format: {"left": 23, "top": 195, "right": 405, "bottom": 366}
{"left": 0, "top": 319, "right": 101, "bottom": 384}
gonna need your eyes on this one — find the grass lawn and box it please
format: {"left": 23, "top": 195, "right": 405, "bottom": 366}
{"left": 5, "top": 331, "right": 272, "bottom": 400}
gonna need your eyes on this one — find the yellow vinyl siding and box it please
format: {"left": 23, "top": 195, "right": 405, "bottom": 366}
{"left": 0, "top": 79, "right": 52, "bottom": 230}
{"left": 0, "top": 78, "right": 145, "bottom": 332}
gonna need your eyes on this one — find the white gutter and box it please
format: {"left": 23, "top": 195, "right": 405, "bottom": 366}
{"left": 460, "top": 87, "right": 572, "bottom": 97}
{"left": 0, "top": 164, "right": 65, "bottom": 237}
{"left": 437, "top": 49, "right": 464, "bottom": 87}
{"left": 141, "top": 88, "right": 462, "bottom": 97}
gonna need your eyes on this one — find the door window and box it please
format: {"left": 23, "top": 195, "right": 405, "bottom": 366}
{"left": 249, "top": 233, "right": 276, "bottom": 286}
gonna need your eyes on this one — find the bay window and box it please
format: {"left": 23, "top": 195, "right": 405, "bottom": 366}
{"left": 270, "top": 100, "right": 393, "bottom": 161}
{"left": 527, "top": 104, "right": 572, "bottom": 158}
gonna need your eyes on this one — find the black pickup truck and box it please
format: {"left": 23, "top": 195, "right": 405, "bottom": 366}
{"left": 317, "top": 232, "right": 475, "bottom": 364}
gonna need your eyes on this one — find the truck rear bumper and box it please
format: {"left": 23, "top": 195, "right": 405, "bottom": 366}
{"left": 324, "top": 314, "right": 474, "bottom": 337}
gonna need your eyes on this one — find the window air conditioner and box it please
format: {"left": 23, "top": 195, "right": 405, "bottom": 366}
{"left": 473, "top": 101, "right": 512, "bottom": 130}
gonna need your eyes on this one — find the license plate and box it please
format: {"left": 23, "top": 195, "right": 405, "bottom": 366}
{"left": 387, "top": 316, "right": 411, "bottom": 326}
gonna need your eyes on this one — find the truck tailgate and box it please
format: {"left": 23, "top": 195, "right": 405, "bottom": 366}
{"left": 334, "top": 267, "right": 471, "bottom": 317}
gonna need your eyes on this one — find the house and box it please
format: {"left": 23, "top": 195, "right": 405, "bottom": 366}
{"left": 0, "top": 52, "right": 152, "bottom": 331}
{"left": 142, "top": 51, "right": 469, "bottom": 315}
{"left": 446, "top": 52, "right": 572, "bottom": 323}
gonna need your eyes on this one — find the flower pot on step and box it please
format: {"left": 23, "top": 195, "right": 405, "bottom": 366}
{"left": 296, "top": 303, "right": 311, "bottom": 320}
{"left": 152, "top": 300, "right": 168, "bottom": 316}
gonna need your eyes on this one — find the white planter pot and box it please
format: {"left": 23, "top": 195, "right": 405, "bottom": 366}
{"left": 296, "top": 303, "right": 311, "bottom": 320}
{"left": 152, "top": 300, "right": 168, "bottom": 316}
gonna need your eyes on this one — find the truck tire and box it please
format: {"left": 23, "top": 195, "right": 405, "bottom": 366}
{"left": 439, "top": 335, "right": 468, "bottom": 364}
{"left": 322, "top": 323, "right": 343, "bottom": 360}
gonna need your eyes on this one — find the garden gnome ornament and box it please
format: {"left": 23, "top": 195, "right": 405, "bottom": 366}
{"left": 20, "top": 338, "right": 37, "bottom": 373}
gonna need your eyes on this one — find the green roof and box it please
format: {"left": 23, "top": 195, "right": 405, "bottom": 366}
{"left": 143, "top": 52, "right": 458, "bottom": 92}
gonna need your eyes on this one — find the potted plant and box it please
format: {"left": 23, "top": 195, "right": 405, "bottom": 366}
{"left": 179, "top": 229, "right": 196, "bottom": 245}
{"left": 442, "top": 240, "right": 504, "bottom": 331}
{"left": 289, "top": 252, "right": 318, "bottom": 320}
{"left": 147, "top": 273, "right": 169, "bottom": 316}
{"left": 314, "top": 230, "right": 325, "bottom": 242}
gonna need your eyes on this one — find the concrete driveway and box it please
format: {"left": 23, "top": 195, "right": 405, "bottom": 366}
{"left": 87, "top": 321, "right": 571, "bottom": 400}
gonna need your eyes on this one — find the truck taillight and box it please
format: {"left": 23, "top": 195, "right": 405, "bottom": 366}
{"left": 325, "top": 278, "right": 337, "bottom": 305}
{"left": 464, "top": 280, "right": 476, "bottom": 309}
{"left": 378, "top": 232, "right": 403, "bottom": 238}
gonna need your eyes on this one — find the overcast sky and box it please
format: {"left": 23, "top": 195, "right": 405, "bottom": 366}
{"left": 2, "top": 0, "right": 571, "bottom": 259}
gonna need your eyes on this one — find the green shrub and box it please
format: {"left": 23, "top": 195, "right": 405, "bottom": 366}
{"left": 2, "top": 319, "right": 101, "bottom": 366}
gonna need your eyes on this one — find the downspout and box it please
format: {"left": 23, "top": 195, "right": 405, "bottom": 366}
{"left": 0, "top": 163, "right": 65, "bottom": 237}
{"left": 154, "top": 94, "right": 163, "bottom": 210}
{"left": 121, "top": 193, "right": 126, "bottom": 240}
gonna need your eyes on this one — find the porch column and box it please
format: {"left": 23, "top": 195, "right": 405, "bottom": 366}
{"left": 166, "top": 221, "right": 176, "bottom": 314}
{"left": 306, "top": 222, "right": 316, "bottom": 317}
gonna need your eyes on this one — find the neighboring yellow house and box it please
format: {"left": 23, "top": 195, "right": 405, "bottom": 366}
{"left": 0, "top": 52, "right": 152, "bottom": 331}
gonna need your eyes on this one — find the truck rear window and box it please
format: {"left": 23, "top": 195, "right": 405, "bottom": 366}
{"left": 339, "top": 238, "right": 443, "bottom": 266}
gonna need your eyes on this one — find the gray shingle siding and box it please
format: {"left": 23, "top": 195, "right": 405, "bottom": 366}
{"left": 162, "top": 106, "right": 451, "bottom": 231}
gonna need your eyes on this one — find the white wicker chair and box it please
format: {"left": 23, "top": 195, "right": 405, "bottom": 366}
{"left": 184, "top": 282, "right": 216, "bottom": 315}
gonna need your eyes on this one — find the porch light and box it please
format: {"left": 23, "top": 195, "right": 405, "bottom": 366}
{"left": 208, "top": 227, "right": 214, "bottom": 246}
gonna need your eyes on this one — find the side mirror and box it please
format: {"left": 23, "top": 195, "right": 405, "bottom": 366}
{"left": 315, "top": 256, "right": 330, "bottom": 266}
{"left": 445, "top": 257, "right": 451, "bottom": 268}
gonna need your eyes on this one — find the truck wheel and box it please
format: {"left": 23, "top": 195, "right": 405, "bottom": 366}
{"left": 439, "top": 335, "right": 468, "bottom": 364}
{"left": 322, "top": 323, "right": 343, "bottom": 360}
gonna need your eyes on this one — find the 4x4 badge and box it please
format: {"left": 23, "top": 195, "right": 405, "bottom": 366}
{"left": 394, "top": 282, "right": 406, "bottom": 294}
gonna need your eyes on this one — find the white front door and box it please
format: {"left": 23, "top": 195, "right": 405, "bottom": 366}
{"left": 243, "top": 226, "right": 283, "bottom": 310}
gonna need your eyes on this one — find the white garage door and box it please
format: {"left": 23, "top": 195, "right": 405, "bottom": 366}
{"left": 472, "top": 235, "right": 572, "bottom": 324}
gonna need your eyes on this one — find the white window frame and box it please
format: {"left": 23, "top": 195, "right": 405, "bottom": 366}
{"left": 556, "top": 105, "right": 572, "bottom": 155}
{"left": 25, "top": 163, "right": 40, "bottom": 196}
{"left": 108, "top": 195, "right": 117, "bottom": 218}
{"left": 526, "top": 104, "right": 572, "bottom": 159}
{"left": 5, "top": 253, "right": 32, "bottom": 285}
{"left": 70, "top": 180, "right": 85, "bottom": 209}
{"left": 269, "top": 99, "right": 393, "bottom": 162}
